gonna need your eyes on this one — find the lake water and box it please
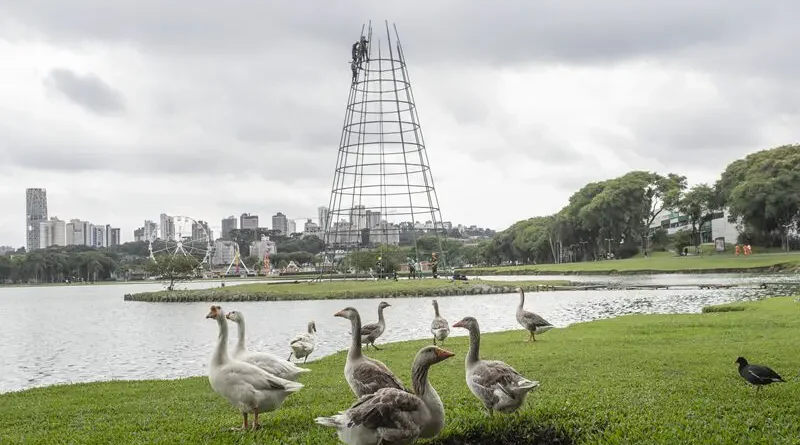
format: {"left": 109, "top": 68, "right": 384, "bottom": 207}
{"left": 1, "top": 274, "right": 798, "bottom": 394}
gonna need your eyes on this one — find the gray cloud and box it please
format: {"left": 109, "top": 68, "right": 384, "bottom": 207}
{"left": 1, "top": 1, "right": 800, "bottom": 244}
{"left": 43, "top": 68, "right": 126, "bottom": 115}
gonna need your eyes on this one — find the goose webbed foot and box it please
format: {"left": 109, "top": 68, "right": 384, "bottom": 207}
{"left": 371, "top": 343, "right": 383, "bottom": 350}
{"left": 229, "top": 413, "right": 249, "bottom": 431}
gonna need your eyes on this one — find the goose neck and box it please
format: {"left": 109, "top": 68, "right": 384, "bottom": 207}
{"left": 433, "top": 302, "right": 440, "bottom": 317}
{"left": 234, "top": 318, "right": 246, "bottom": 354}
{"left": 212, "top": 316, "right": 229, "bottom": 366}
{"left": 348, "top": 314, "right": 363, "bottom": 359}
{"left": 466, "top": 326, "right": 480, "bottom": 365}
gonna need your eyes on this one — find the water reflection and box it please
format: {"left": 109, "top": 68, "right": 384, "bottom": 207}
{"left": 0, "top": 277, "right": 796, "bottom": 393}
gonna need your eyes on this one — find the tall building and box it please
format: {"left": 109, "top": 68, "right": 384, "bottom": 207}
{"left": 25, "top": 188, "right": 48, "bottom": 251}
{"left": 271, "top": 212, "right": 288, "bottom": 235}
{"left": 349, "top": 205, "right": 367, "bottom": 229}
{"left": 159, "top": 214, "right": 175, "bottom": 241}
{"left": 133, "top": 227, "right": 145, "bottom": 242}
{"left": 143, "top": 220, "right": 158, "bottom": 242}
{"left": 365, "top": 210, "right": 381, "bottom": 228}
{"left": 304, "top": 219, "right": 321, "bottom": 237}
{"left": 109, "top": 227, "right": 121, "bottom": 246}
{"left": 65, "top": 219, "right": 94, "bottom": 246}
{"left": 240, "top": 213, "right": 259, "bottom": 231}
{"left": 221, "top": 216, "right": 237, "bottom": 240}
{"left": 192, "top": 220, "right": 211, "bottom": 241}
{"left": 287, "top": 220, "right": 297, "bottom": 235}
{"left": 250, "top": 236, "right": 277, "bottom": 260}
{"left": 39, "top": 217, "right": 66, "bottom": 248}
{"left": 318, "top": 206, "right": 330, "bottom": 231}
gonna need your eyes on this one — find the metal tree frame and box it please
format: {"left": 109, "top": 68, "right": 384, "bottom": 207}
{"left": 321, "top": 21, "right": 448, "bottom": 276}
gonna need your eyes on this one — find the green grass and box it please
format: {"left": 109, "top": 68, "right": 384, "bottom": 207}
{"left": 460, "top": 252, "right": 800, "bottom": 275}
{"left": 3, "top": 296, "right": 800, "bottom": 444}
{"left": 124, "top": 278, "right": 569, "bottom": 302}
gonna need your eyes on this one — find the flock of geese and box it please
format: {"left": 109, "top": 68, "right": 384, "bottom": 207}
{"left": 204, "top": 287, "right": 554, "bottom": 444}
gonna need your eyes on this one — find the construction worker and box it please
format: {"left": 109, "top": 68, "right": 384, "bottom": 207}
{"left": 351, "top": 60, "right": 358, "bottom": 84}
{"left": 358, "top": 35, "right": 369, "bottom": 63}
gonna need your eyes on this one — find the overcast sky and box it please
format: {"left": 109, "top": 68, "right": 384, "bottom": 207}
{"left": 1, "top": 1, "right": 798, "bottom": 246}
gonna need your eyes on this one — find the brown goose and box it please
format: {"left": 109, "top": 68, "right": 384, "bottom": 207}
{"left": 360, "top": 301, "right": 391, "bottom": 350}
{"left": 453, "top": 316, "right": 539, "bottom": 415}
{"left": 515, "top": 287, "right": 554, "bottom": 341}
{"left": 335, "top": 306, "right": 407, "bottom": 398}
{"left": 315, "top": 345, "right": 454, "bottom": 444}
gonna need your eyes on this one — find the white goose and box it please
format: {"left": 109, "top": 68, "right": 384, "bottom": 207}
{"left": 452, "top": 316, "right": 539, "bottom": 415}
{"left": 288, "top": 321, "right": 316, "bottom": 364}
{"left": 515, "top": 287, "right": 554, "bottom": 341}
{"left": 315, "top": 345, "right": 454, "bottom": 445}
{"left": 335, "top": 306, "right": 407, "bottom": 398}
{"left": 430, "top": 299, "right": 450, "bottom": 345}
{"left": 205, "top": 305, "right": 303, "bottom": 431}
{"left": 225, "top": 310, "right": 310, "bottom": 381}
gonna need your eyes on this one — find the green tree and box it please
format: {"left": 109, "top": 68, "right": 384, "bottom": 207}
{"left": 716, "top": 144, "right": 800, "bottom": 251}
{"left": 146, "top": 255, "right": 200, "bottom": 290}
{"left": 678, "top": 183, "right": 718, "bottom": 251}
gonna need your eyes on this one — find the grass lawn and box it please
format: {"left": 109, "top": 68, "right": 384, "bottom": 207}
{"left": 461, "top": 252, "right": 800, "bottom": 275}
{"left": 3, "top": 296, "right": 800, "bottom": 444}
{"left": 125, "top": 278, "right": 568, "bottom": 302}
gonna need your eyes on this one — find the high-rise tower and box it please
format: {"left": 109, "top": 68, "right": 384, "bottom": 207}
{"left": 25, "top": 188, "right": 48, "bottom": 251}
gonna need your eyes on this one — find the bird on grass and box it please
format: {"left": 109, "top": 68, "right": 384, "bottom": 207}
{"left": 735, "top": 356, "right": 785, "bottom": 393}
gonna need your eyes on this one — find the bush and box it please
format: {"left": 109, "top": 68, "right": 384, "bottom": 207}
{"left": 702, "top": 304, "right": 746, "bottom": 313}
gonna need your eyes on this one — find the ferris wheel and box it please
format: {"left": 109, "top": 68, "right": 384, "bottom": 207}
{"left": 148, "top": 215, "right": 213, "bottom": 265}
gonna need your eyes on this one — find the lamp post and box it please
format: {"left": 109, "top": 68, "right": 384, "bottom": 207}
{"left": 605, "top": 238, "right": 614, "bottom": 258}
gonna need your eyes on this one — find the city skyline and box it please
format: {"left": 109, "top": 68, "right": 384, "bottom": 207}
{"left": 2, "top": 3, "right": 799, "bottom": 247}
{"left": 14, "top": 188, "right": 489, "bottom": 249}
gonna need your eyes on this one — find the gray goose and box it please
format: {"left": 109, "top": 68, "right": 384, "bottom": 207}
{"left": 515, "top": 287, "right": 554, "bottom": 341}
{"left": 452, "top": 316, "right": 539, "bottom": 415}
{"left": 315, "top": 345, "right": 454, "bottom": 444}
{"left": 335, "top": 306, "right": 407, "bottom": 398}
{"left": 360, "top": 301, "right": 391, "bottom": 350}
{"left": 430, "top": 300, "right": 450, "bottom": 345}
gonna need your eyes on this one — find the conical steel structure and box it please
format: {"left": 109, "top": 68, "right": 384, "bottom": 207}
{"left": 321, "top": 21, "right": 447, "bottom": 278}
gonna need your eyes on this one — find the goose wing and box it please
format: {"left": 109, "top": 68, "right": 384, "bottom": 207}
{"left": 360, "top": 322, "right": 380, "bottom": 337}
{"left": 520, "top": 310, "right": 551, "bottom": 328}
{"left": 431, "top": 317, "right": 449, "bottom": 330}
{"left": 225, "top": 362, "right": 300, "bottom": 391}
{"left": 352, "top": 358, "right": 408, "bottom": 395}
{"left": 346, "top": 388, "right": 425, "bottom": 433}
{"left": 472, "top": 360, "right": 526, "bottom": 392}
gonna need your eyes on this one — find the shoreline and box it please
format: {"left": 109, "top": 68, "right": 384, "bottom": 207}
{"left": 456, "top": 260, "right": 800, "bottom": 276}
{"left": 3, "top": 296, "right": 799, "bottom": 444}
{"left": 123, "top": 279, "right": 569, "bottom": 302}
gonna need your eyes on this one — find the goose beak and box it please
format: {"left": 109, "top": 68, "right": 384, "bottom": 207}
{"left": 334, "top": 310, "right": 345, "bottom": 318}
{"left": 205, "top": 312, "right": 215, "bottom": 319}
{"left": 224, "top": 312, "right": 232, "bottom": 320}
{"left": 452, "top": 320, "right": 465, "bottom": 328}
{"left": 435, "top": 348, "right": 455, "bottom": 359}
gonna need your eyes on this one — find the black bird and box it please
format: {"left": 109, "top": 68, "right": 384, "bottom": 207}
{"left": 735, "top": 356, "right": 785, "bottom": 393}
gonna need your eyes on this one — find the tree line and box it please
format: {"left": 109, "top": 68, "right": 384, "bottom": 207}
{"left": 474, "top": 144, "right": 800, "bottom": 266}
